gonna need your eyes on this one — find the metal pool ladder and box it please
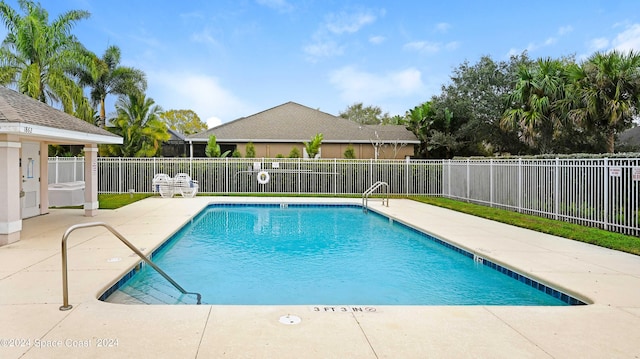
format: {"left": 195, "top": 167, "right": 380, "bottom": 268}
{"left": 59, "top": 222, "right": 202, "bottom": 311}
{"left": 362, "top": 181, "right": 389, "bottom": 213}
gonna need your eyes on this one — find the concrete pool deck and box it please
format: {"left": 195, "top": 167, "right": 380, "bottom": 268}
{"left": 1, "top": 196, "right": 639, "bottom": 358}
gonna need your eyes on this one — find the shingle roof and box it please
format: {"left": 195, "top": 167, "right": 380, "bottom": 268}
{"left": 188, "top": 102, "right": 418, "bottom": 144}
{"left": 167, "top": 128, "right": 186, "bottom": 141}
{"left": 0, "top": 86, "right": 120, "bottom": 140}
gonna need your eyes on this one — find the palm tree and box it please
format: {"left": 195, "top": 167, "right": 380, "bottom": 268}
{"left": 566, "top": 50, "right": 640, "bottom": 153}
{"left": 0, "top": 0, "right": 91, "bottom": 114}
{"left": 74, "top": 45, "right": 147, "bottom": 127}
{"left": 102, "top": 93, "right": 169, "bottom": 157}
{"left": 501, "top": 58, "right": 571, "bottom": 154}
{"left": 405, "top": 102, "right": 435, "bottom": 158}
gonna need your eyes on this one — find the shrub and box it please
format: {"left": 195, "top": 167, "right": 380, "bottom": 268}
{"left": 344, "top": 144, "right": 356, "bottom": 159}
{"left": 205, "top": 135, "right": 221, "bottom": 157}
{"left": 245, "top": 142, "right": 256, "bottom": 158}
{"left": 289, "top": 147, "right": 301, "bottom": 158}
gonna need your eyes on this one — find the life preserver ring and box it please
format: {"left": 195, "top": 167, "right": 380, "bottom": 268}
{"left": 257, "top": 171, "right": 270, "bottom": 184}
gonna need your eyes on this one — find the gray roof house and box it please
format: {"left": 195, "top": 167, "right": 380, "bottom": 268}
{"left": 187, "top": 102, "right": 419, "bottom": 159}
{"left": 618, "top": 126, "right": 640, "bottom": 151}
{"left": 0, "top": 86, "right": 122, "bottom": 246}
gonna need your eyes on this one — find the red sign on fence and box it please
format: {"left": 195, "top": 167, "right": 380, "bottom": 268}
{"left": 609, "top": 167, "right": 622, "bottom": 177}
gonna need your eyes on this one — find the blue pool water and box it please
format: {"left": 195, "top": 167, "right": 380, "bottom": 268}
{"left": 112, "top": 204, "right": 578, "bottom": 306}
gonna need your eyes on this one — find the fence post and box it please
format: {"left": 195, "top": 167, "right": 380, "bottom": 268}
{"left": 55, "top": 156, "right": 59, "bottom": 184}
{"left": 405, "top": 157, "right": 409, "bottom": 196}
{"left": 118, "top": 157, "right": 122, "bottom": 194}
{"left": 518, "top": 158, "right": 522, "bottom": 213}
{"left": 369, "top": 159, "right": 374, "bottom": 187}
{"left": 225, "top": 157, "right": 229, "bottom": 194}
{"left": 297, "top": 157, "right": 301, "bottom": 194}
{"left": 490, "top": 159, "right": 494, "bottom": 207}
{"left": 466, "top": 158, "right": 470, "bottom": 200}
{"left": 72, "top": 157, "right": 77, "bottom": 182}
{"left": 333, "top": 159, "right": 337, "bottom": 195}
{"left": 554, "top": 158, "right": 560, "bottom": 220}
{"left": 604, "top": 157, "right": 609, "bottom": 231}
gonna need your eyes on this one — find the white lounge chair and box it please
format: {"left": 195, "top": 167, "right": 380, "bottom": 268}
{"left": 173, "top": 173, "right": 199, "bottom": 198}
{"left": 152, "top": 173, "right": 174, "bottom": 198}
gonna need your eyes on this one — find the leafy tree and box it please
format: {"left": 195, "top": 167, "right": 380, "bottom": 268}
{"left": 0, "top": 0, "right": 92, "bottom": 114}
{"left": 73, "top": 45, "right": 146, "bottom": 127}
{"left": 231, "top": 149, "right": 241, "bottom": 157}
{"left": 431, "top": 54, "right": 531, "bottom": 156}
{"left": 205, "top": 135, "right": 221, "bottom": 157}
{"left": 382, "top": 115, "right": 406, "bottom": 125}
{"left": 428, "top": 109, "right": 460, "bottom": 158}
{"left": 288, "top": 147, "right": 301, "bottom": 158}
{"left": 159, "top": 109, "right": 207, "bottom": 135}
{"left": 340, "top": 102, "right": 388, "bottom": 125}
{"left": 101, "top": 93, "right": 168, "bottom": 157}
{"left": 245, "top": 142, "right": 256, "bottom": 158}
{"left": 566, "top": 50, "right": 640, "bottom": 153}
{"left": 304, "top": 133, "right": 323, "bottom": 158}
{"left": 343, "top": 144, "right": 356, "bottom": 159}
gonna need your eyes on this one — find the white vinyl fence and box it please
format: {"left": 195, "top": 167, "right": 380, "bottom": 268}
{"left": 48, "top": 157, "right": 640, "bottom": 236}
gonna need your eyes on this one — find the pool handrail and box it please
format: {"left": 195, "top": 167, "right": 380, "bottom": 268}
{"left": 362, "top": 181, "right": 389, "bottom": 212}
{"left": 60, "top": 222, "right": 202, "bottom": 310}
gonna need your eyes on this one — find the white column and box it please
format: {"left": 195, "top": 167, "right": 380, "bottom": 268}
{"left": 83, "top": 145, "right": 99, "bottom": 217}
{"left": 39, "top": 142, "right": 49, "bottom": 215}
{"left": 0, "top": 137, "right": 22, "bottom": 245}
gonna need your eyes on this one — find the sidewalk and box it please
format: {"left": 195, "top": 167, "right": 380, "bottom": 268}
{"left": 1, "top": 197, "right": 639, "bottom": 358}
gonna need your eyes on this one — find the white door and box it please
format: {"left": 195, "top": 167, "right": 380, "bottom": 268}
{"left": 21, "top": 142, "right": 40, "bottom": 219}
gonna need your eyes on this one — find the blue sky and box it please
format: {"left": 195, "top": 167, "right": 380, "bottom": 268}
{"left": 3, "top": 1, "right": 640, "bottom": 128}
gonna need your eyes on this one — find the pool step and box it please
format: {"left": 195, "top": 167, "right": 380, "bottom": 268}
{"left": 104, "top": 290, "right": 147, "bottom": 304}
{"left": 108, "top": 281, "right": 200, "bottom": 305}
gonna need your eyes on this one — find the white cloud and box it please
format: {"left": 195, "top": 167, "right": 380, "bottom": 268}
{"left": 369, "top": 35, "right": 385, "bottom": 44}
{"left": 304, "top": 8, "right": 381, "bottom": 61}
{"left": 148, "top": 71, "right": 249, "bottom": 128}
{"left": 612, "top": 23, "right": 640, "bottom": 52}
{"left": 329, "top": 66, "right": 424, "bottom": 104}
{"left": 558, "top": 25, "right": 573, "bottom": 35}
{"left": 325, "top": 10, "right": 377, "bottom": 35}
{"left": 191, "top": 28, "right": 219, "bottom": 46}
{"left": 303, "top": 41, "right": 344, "bottom": 61}
{"left": 445, "top": 41, "right": 460, "bottom": 51}
{"left": 403, "top": 40, "right": 459, "bottom": 54}
{"left": 403, "top": 41, "right": 441, "bottom": 54}
{"left": 506, "top": 26, "right": 572, "bottom": 57}
{"left": 435, "top": 22, "right": 451, "bottom": 33}
{"left": 589, "top": 37, "right": 610, "bottom": 51}
{"left": 256, "top": 0, "right": 293, "bottom": 12}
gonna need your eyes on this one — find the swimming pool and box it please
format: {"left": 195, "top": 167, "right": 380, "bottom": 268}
{"left": 104, "top": 204, "right": 584, "bottom": 306}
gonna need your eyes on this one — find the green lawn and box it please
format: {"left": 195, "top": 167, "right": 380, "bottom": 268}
{"left": 97, "top": 193, "right": 154, "bottom": 209}
{"left": 409, "top": 196, "right": 640, "bottom": 256}
{"left": 94, "top": 193, "right": 640, "bottom": 256}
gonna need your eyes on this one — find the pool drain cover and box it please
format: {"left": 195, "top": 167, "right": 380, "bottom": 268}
{"left": 279, "top": 315, "right": 301, "bottom": 325}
